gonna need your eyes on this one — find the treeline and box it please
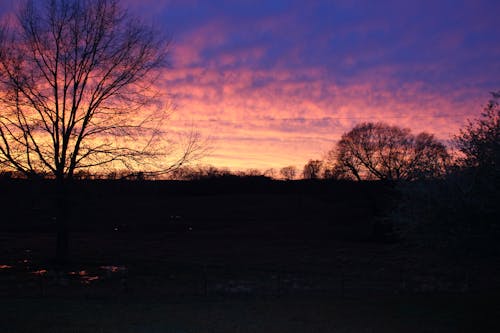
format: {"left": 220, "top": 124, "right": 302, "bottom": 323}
{"left": 301, "top": 122, "right": 448, "bottom": 181}
{"left": 296, "top": 92, "right": 498, "bottom": 184}
{"left": 289, "top": 91, "right": 499, "bottom": 254}
{"left": 0, "top": 166, "right": 275, "bottom": 181}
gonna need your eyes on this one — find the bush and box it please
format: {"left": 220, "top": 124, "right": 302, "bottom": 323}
{"left": 392, "top": 92, "right": 500, "bottom": 257}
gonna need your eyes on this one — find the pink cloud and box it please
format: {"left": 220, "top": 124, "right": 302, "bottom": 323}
{"left": 1, "top": 0, "right": 496, "bottom": 171}
{"left": 160, "top": 61, "right": 487, "bottom": 170}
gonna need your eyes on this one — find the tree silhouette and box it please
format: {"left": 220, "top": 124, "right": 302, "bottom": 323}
{"left": 302, "top": 160, "right": 323, "bottom": 179}
{"left": 455, "top": 91, "right": 499, "bottom": 174}
{"left": 328, "top": 122, "right": 449, "bottom": 181}
{"left": 280, "top": 165, "right": 297, "bottom": 180}
{"left": 0, "top": 0, "right": 198, "bottom": 263}
{"left": 452, "top": 91, "right": 500, "bottom": 229}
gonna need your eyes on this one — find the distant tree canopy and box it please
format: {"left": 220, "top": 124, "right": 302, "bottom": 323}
{"left": 280, "top": 165, "right": 297, "bottom": 180}
{"left": 302, "top": 159, "right": 323, "bottom": 179}
{"left": 327, "top": 122, "right": 449, "bottom": 181}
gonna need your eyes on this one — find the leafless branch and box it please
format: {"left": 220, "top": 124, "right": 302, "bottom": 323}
{"left": 0, "top": 0, "right": 202, "bottom": 180}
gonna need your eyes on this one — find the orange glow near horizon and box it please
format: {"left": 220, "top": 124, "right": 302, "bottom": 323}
{"left": 0, "top": 0, "right": 497, "bottom": 172}
{"left": 164, "top": 64, "right": 486, "bottom": 170}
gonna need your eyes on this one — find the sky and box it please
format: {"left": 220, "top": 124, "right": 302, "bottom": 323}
{"left": 1, "top": 0, "right": 499, "bottom": 171}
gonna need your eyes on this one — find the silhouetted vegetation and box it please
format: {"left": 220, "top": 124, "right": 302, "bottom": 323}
{"left": 391, "top": 92, "right": 500, "bottom": 261}
{"left": 302, "top": 159, "right": 324, "bottom": 179}
{"left": 280, "top": 165, "right": 297, "bottom": 180}
{"left": 455, "top": 91, "right": 499, "bottom": 173}
{"left": 0, "top": 0, "right": 178, "bottom": 179}
{"left": 325, "top": 122, "right": 449, "bottom": 181}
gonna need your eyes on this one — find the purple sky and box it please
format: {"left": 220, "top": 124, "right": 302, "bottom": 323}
{"left": 1, "top": 0, "right": 499, "bottom": 169}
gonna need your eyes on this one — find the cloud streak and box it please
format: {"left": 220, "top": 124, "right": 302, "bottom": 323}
{"left": 1, "top": 0, "right": 499, "bottom": 170}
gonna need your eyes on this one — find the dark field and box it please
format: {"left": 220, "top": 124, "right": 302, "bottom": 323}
{"left": 1, "top": 178, "right": 499, "bottom": 332}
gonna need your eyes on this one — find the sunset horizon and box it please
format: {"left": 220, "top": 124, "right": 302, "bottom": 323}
{"left": 1, "top": 0, "right": 498, "bottom": 171}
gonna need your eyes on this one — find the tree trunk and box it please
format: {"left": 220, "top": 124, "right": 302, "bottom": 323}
{"left": 54, "top": 178, "right": 70, "bottom": 265}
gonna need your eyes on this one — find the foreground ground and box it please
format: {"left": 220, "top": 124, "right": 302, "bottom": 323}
{"left": 1, "top": 180, "right": 499, "bottom": 331}
{"left": 1, "top": 232, "right": 499, "bottom": 332}
{"left": 2, "top": 293, "right": 499, "bottom": 333}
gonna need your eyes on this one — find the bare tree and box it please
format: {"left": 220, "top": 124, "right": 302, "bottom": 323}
{"left": 302, "top": 159, "right": 323, "bottom": 179}
{"left": 328, "top": 122, "right": 449, "bottom": 181}
{"left": 0, "top": 0, "right": 197, "bottom": 263}
{"left": 280, "top": 165, "right": 297, "bottom": 180}
{"left": 263, "top": 168, "right": 277, "bottom": 178}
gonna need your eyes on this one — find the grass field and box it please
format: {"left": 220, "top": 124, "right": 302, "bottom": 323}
{"left": 1, "top": 232, "right": 500, "bottom": 332}
{"left": 1, "top": 293, "right": 499, "bottom": 332}
{"left": 1, "top": 180, "right": 499, "bottom": 332}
